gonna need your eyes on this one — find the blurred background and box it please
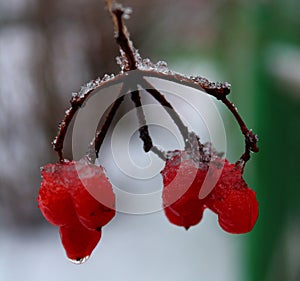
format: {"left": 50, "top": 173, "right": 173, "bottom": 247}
{"left": 1, "top": 0, "right": 300, "bottom": 280}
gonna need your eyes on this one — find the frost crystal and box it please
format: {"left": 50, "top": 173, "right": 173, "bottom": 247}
{"left": 122, "top": 7, "right": 132, "bottom": 19}
{"left": 136, "top": 58, "right": 155, "bottom": 71}
{"left": 155, "top": 61, "right": 169, "bottom": 74}
{"left": 71, "top": 74, "right": 117, "bottom": 100}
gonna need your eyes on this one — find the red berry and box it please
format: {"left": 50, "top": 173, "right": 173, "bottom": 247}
{"left": 37, "top": 160, "right": 115, "bottom": 262}
{"left": 37, "top": 164, "right": 77, "bottom": 226}
{"left": 38, "top": 161, "right": 115, "bottom": 231}
{"left": 67, "top": 161, "right": 116, "bottom": 230}
{"left": 164, "top": 202, "right": 205, "bottom": 230}
{"left": 162, "top": 151, "right": 209, "bottom": 229}
{"left": 205, "top": 160, "right": 259, "bottom": 234}
{"left": 161, "top": 151, "right": 259, "bottom": 233}
{"left": 59, "top": 219, "right": 101, "bottom": 262}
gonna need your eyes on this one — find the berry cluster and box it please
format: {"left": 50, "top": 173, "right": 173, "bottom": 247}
{"left": 162, "top": 150, "right": 258, "bottom": 233}
{"left": 38, "top": 160, "right": 115, "bottom": 262}
{"left": 37, "top": 1, "right": 259, "bottom": 263}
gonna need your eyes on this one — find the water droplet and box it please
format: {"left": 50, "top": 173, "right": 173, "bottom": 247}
{"left": 68, "top": 255, "right": 90, "bottom": 265}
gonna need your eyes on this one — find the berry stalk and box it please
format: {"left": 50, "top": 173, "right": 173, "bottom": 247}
{"left": 130, "top": 90, "right": 153, "bottom": 152}
{"left": 94, "top": 83, "right": 132, "bottom": 158}
{"left": 140, "top": 79, "right": 191, "bottom": 150}
{"left": 221, "top": 97, "right": 259, "bottom": 166}
{"left": 130, "top": 89, "right": 166, "bottom": 160}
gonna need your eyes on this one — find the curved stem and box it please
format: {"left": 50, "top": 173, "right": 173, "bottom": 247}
{"left": 53, "top": 89, "right": 94, "bottom": 162}
{"left": 137, "top": 70, "right": 231, "bottom": 99}
{"left": 94, "top": 83, "right": 129, "bottom": 158}
{"left": 221, "top": 97, "right": 259, "bottom": 166}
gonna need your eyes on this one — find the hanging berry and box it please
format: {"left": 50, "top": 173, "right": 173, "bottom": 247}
{"left": 37, "top": 160, "right": 115, "bottom": 260}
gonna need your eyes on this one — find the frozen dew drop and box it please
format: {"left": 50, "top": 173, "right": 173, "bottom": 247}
{"left": 95, "top": 77, "right": 102, "bottom": 85}
{"left": 155, "top": 61, "right": 169, "bottom": 74}
{"left": 143, "top": 58, "right": 151, "bottom": 64}
{"left": 86, "top": 81, "right": 94, "bottom": 89}
{"left": 72, "top": 92, "right": 78, "bottom": 98}
{"left": 224, "top": 82, "right": 231, "bottom": 89}
{"left": 123, "top": 7, "right": 132, "bottom": 19}
{"left": 102, "top": 74, "right": 111, "bottom": 81}
{"left": 116, "top": 54, "right": 128, "bottom": 71}
{"left": 68, "top": 255, "right": 90, "bottom": 265}
{"left": 209, "top": 82, "right": 216, "bottom": 88}
{"left": 138, "top": 58, "right": 155, "bottom": 71}
{"left": 65, "top": 108, "right": 71, "bottom": 115}
{"left": 116, "top": 56, "right": 122, "bottom": 66}
{"left": 191, "top": 76, "right": 209, "bottom": 87}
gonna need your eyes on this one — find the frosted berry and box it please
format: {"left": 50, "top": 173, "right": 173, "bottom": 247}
{"left": 37, "top": 164, "right": 77, "bottom": 226}
{"left": 161, "top": 151, "right": 209, "bottom": 229}
{"left": 38, "top": 161, "right": 115, "bottom": 230}
{"left": 37, "top": 160, "right": 116, "bottom": 261}
{"left": 65, "top": 161, "right": 116, "bottom": 231}
{"left": 161, "top": 151, "right": 259, "bottom": 233}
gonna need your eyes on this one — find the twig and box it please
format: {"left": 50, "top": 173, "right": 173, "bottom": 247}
{"left": 106, "top": 1, "right": 137, "bottom": 71}
{"left": 221, "top": 97, "right": 259, "bottom": 166}
{"left": 130, "top": 90, "right": 153, "bottom": 152}
{"left": 130, "top": 89, "right": 166, "bottom": 160}
{"left": 94, "top": 83, "right": 129, "bottom": 158}
{"left": 139, "top": 78, "right": 191, "bottom": 150}
{"left": 53, "top": 88, "right": 95, "bottom": 162}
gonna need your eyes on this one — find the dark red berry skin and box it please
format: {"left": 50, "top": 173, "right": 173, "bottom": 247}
{"left": 66, "top": 161, "right": 116, "bottom": 231}
{"left": 59, "top": 219, "right": 101, "bottom": 261}
{"left": 161, "top": 152, "right": 209, "bottom": 229}
{"left": 37, "top": 167, "right": 77, "bottom": 226}
{"left": 38, "top": 161, "right": 115, "bottom": 230}
{"left": 205, "top": 160, "right": 259, "bottom": 234}
{"left": 161, "top": 151, "right": 259, "bottom": 233}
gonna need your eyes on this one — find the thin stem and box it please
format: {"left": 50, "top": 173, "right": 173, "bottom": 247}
{"left": 150, "top": 146, "right": 166, "bottom": 161}
{"left": 131, "top": 90, "right": 166, "bottom": 161}
{"left": 221, "top": 97, "right": 259, "bottom": 165}
{"left": 130, "top": 89, "right": 166, "bottom": 160}
{"left": 53, "top": 90, "right": 94, "bottom": 162}
{"left": 136, "top": 70, "right": 231, "bottom": 100}
{"left": 139, "top": 78, "right": 191, "bottom": 150}
{"left": 94, "top": 83, "right": 128, "bottom": 158}
{"left": 106, "top": 1, "right": 137, "bottom": 71}
{"left": 130, "top": 90, "right": 153, "bottom": 152}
